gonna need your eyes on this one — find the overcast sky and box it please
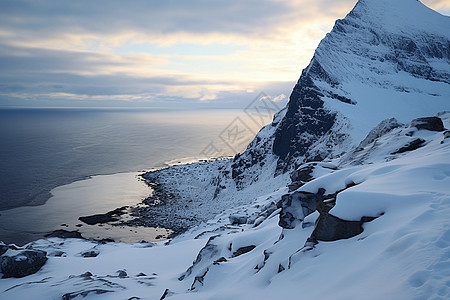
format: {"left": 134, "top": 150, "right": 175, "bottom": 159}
{"left": 0, "top": 0, "right": 449, "bottom": 108}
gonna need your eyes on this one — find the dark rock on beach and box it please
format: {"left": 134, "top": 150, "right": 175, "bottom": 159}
{"left": 79, "top": 206, "right": 128, "bottom": 225}
{"left": 45, "top": 230, "right": 84, "bottom": 239}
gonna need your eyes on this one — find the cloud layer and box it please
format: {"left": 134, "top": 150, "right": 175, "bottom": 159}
{"left": 0, "top": 0, "right": 448, "bottom": 108}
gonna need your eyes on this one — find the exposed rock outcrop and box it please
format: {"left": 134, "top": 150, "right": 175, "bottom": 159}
{"left": 0, "top": 246, "right": 47, "bottom": 278}
{"left": 411, "top": 117, "right": 445, "bottom": 132}
{"left": 278, "top": 191, "right": 325, "bottom": 229}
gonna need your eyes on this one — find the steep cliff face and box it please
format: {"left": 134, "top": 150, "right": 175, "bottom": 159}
{"left": 231, "top": 0, "right": 450, "bottom": 181}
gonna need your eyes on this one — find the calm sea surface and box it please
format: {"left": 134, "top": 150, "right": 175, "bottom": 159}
{"left": 0, "top": 108, "right": 262, "bottom": 210}
{"left": 0, "top": 108, "right": 265, "bottom": 244}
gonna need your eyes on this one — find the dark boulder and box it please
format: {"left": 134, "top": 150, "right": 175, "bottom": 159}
{"left": 411, "top": 117, "right": 445, "bottom": 132}
{"left": 213, "top": 257, "right": 227, "bottom": 265}
{"left": 312, "top": 213, "right": 364, "bottom": 241}
{"left": 232, "top": 245, "right": 256, "bottom": 257}
{"left": 288, "top": 163, "right": 337, "bottom": 192}
{"left": 1, "top": 249, "right": 47, "bottom": 278}
{"left": 81, "top": 250, "right": 99, "bottom": 258}
{"left": 117, "top": 270, "right": 128, "bottom": 278}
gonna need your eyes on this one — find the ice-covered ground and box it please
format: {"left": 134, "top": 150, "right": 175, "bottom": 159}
{"left": 1, "top": 113, "right": 449, "bottom": 299}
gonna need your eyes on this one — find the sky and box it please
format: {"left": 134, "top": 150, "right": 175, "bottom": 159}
{"left": 0, "top": 0, "right": 449, "bottom": 109}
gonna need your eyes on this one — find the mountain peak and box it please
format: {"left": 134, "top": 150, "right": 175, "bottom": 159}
{"left": 350, "top": 0, "right": 450, "bottom": 37}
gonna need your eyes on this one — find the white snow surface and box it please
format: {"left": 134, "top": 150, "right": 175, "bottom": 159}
{"left": 1, "top": 113, "right": 450, "bottom": 299}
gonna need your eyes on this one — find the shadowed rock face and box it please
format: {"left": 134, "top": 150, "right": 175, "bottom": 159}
{"left": 411, "top": 117, "right": 446, "bottom": 132}
{"left": 391, "top": 138, "right": 426, "bottom": 154}
{"left": 273, "top": 74, "right": 336, "bottom": 173}
{"left": 311, "top": 213, "right": 364, "bottom": 242}
{"left": 0, "top": 248, "right": 47, "bottom": 278}
{"left": 232, "top": 245, "right": 256, "bottom": 258}
{"left": 278, "top": 191, "right": 326, "bottom": 229}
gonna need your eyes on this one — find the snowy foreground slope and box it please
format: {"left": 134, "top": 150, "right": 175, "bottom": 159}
{"left": 1, "top": 0, "right": 450, "bottom": 299}
{"left": 1, "top": 114, "right": 450, "bottom": 299}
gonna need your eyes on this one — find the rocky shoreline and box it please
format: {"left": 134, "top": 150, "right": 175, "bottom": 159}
{"left": 115, "top": 172, "right": 201, "bottom": 236}
{"left": 76, "top": 170, "right": 200, "bottom": 239}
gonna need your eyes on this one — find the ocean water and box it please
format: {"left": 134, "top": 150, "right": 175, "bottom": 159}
{"left": 0, "top": 108, "right": 267, "bottom": 244}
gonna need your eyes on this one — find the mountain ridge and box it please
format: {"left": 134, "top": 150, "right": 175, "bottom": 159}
{"left": 232, "top": 0, "right": 450, "bottom": 178}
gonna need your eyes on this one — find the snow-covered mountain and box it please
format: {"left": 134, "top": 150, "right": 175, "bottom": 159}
{"left": 237, "top": 0, "right": 450, "bottom": 175}
{"left": 135, "top": 0, "right": 450, "bottom": 228}
{"left": 1, "top": 0, "right": 449, "bottom": 299}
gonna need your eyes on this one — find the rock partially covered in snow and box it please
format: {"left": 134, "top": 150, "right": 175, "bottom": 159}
{"left": 278, "top": 191, "right": 324, "bottom": 229}
{"left": 232, "top": 245, "right": 256, "bottom": 258}
{"left": 290, "top": 163, "right": 316, "bottom": 183}
{"left": 0, "top": 246, "right": 47, "bottom": 278}
{"left": 410, "top": 117, "right": 445, "bottom": 132}
{"left": 288, "top": 162, "right": 337, "bottom": 191}
{"left": 228, "top": 214, "right": 248, "bottom": 225}
{"left": 312, "top": 213, "right": 365, "bottom": 242}
{"left": 391, "top": 138, "right": 425, "bottom": 154}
